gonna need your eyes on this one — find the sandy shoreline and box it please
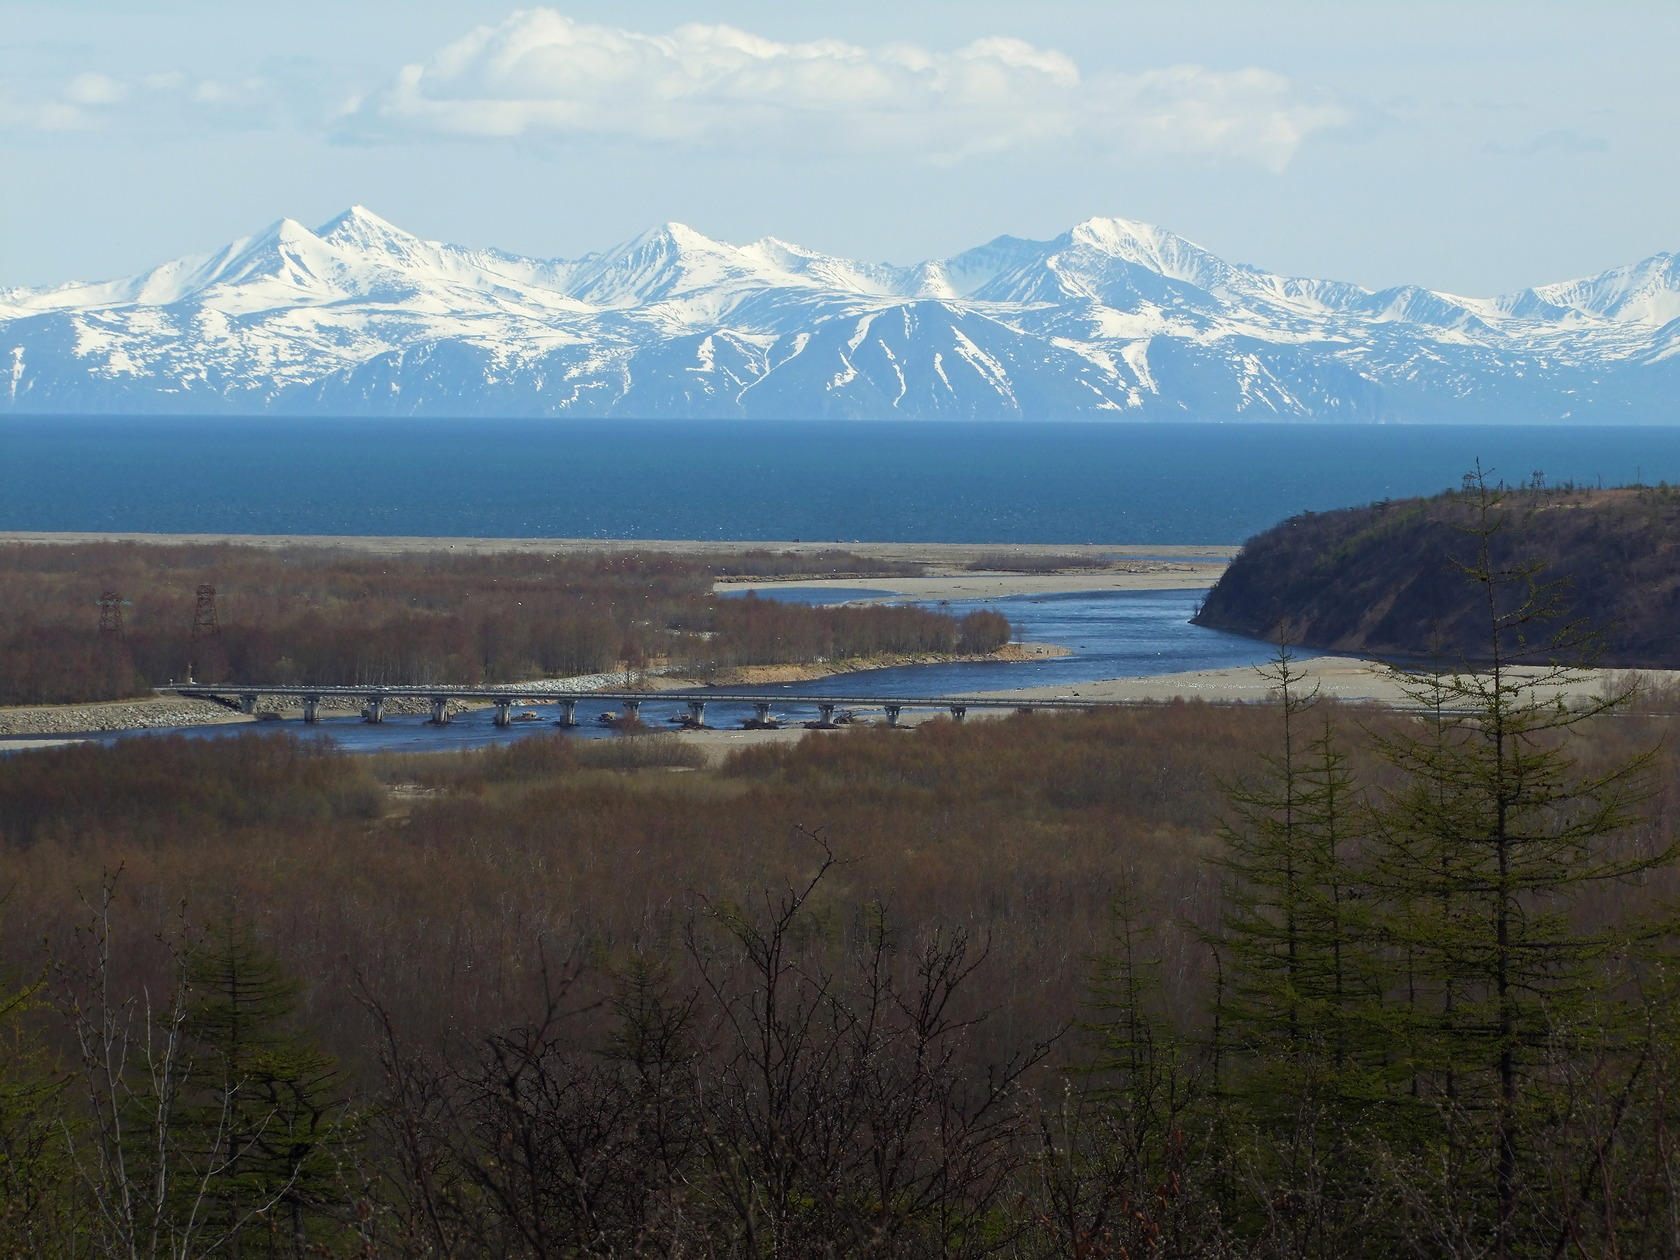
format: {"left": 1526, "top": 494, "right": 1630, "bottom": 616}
{"left": 961, "top": 656, "right": 1680, "bottom": 708}
{"left": 0, "top": 531, "right": 1234, "bottom": 566}
{"left": 716, "top": 565, "right": 1223, "bottom": 601}
{"left": 962, "top": 655, "right": 1413, "bottom": 706}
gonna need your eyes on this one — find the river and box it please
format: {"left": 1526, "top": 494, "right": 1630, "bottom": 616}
{"left": 13, "top": 586, "right": 1291, "bottom": 754}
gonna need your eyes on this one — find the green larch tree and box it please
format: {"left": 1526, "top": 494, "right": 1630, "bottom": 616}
{"left": 1211, "top": 643, "right": 1380, "bottom": 1121}
{"left": 1366, "top": 467, "right": 1671, "bottom": 1258}
{"left": 0, "top": 939, "right": 76, "bottom": 1256}
{"left": 178, "top": 912, "right": 356, "bottom": 1257}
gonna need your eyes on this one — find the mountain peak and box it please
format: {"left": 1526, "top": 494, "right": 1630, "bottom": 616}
{"left": 271, "top": 217, "right": 320, "bottom": 244}
{"left": 1069, "top": 216, "right": 1177, "bottom": 248}
{"left": 1524, "top": 251, "right": 1680, "bottom": 324}
{"left": 314, "top": 205, "right": 419, "bottom": 252}
{"left": 1063, "top": 216, "right": 1224, "bottom": 281}
{"left": 318, "top": 204, "right": 393, "bottom": 228}
{"left": 628, "top": 222, "right": 730, "bottom": 254}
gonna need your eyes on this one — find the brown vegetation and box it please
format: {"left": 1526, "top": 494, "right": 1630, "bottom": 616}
{"left": 964, "top": 552, "right": 1112, "bottom": 573}
{"left": 1196, "top": 478, "right": 1680, "bottom": 666}
{"left": 0, "top": 543, "right": 1000, "bottom": 707}
{"left": 7, "top": 495, "right": 1680, "bottom": 1254}
{"left": 0, "top": 706, "right": 1253, "bottom": 1061}
{"left": 705, "top": 597, "right": 1009, "bottom": 670}
{"left": 0, "top": 664, "right": 1678, "bottom": 1252}
{"left": 703, "top": 548, "right": 925, "bottom": 578}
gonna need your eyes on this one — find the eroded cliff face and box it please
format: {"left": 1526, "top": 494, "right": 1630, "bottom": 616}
{"left": 1194, "top": 485, "right": 1680, "bottom": 668}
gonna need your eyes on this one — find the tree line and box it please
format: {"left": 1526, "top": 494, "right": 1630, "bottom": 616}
{"left": 0, "top": 543, "right": 1005, "bottom": 706}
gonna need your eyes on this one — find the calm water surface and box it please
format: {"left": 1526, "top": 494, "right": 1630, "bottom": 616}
{"left": 6, "top": 418, "right": 1680, "bottom": 544}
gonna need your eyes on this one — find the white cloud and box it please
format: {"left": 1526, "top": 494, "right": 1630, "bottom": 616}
{"left": 1090, "top": 66, "right": 1345, "bottom": 170}
{"left": 0, "top": 10, "right": 1342, "bottom": 171}
{"left": 1, "top": 65, "right": 316, "bottom": 134}
{"left": 346, "top": 8, "right": 1344, "bottom": 170}
{"left": 63, "top": 72, "right": 125, "bottom": 106}
{"left": 0, "top": 72, "right": 122, "bottom": 132}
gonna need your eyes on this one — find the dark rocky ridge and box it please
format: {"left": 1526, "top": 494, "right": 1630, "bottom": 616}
{"left": 1193, "top": 484, "right": 1680, "bottom": 667}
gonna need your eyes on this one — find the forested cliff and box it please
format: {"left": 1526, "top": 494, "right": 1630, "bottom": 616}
{"left": 1194, "top": 481, "right": 1680, "bottom": 666}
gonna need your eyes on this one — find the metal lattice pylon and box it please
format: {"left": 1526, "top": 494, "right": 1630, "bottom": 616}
{"left": 98, "top": 590, "right": 125, "bottom": 637}
{"left": 187, "top": 584, "right": 220, "bottom": 683}
{"left": 192, "top": 584, "right": 220, "bottom": 639}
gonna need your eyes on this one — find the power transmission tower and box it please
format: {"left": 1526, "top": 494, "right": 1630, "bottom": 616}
{"left": 192, "top": 584, "right": 220, "bottom": 639}
{"left": 98, "top": 590, "right": 125, "bottom": 638}
{"left": 188, "top": 584, "right": 220, "bottom": 683}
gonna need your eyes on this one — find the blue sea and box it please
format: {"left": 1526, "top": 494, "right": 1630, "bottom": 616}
{"left": 6, "top": 418, "right": 1680, "bottom": 544}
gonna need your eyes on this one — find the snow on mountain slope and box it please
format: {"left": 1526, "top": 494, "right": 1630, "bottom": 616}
{"left": 2, "top": 208, "right": 594, "bottom": 320}
{"left": 3, "top": 209, "right": 1678, "bottom": 421}
{"left": 1522, "top": 254, "right": 1680, "bottom": 325}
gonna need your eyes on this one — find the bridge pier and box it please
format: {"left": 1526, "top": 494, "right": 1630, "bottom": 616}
{"left": 167, "top": 684, "right": 1150, "bottom": 732}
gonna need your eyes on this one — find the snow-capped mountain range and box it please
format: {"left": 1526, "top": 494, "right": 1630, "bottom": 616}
{"left": 4, "top": 207, "right": 1679, "bottom": 421}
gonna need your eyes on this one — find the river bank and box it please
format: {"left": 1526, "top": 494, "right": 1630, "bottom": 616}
{"left": 0, "top": 696, "right": 251, "bottom": 737}
{"left": 962, "top": 657, "right": 1680, "bottom": 709}
{"left": 966, "top": 655, "right": 1412, "bottom": 706}
{"left": 715, "top": 562, "right": 1224, "bottom": 601}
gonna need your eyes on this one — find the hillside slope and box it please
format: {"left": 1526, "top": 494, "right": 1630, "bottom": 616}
{"left": 1193, "top": 484, "right": 1680, "bottom": 667}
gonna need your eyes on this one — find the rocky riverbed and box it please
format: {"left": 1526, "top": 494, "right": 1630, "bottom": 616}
{"left": 0, "top": 697, "right": 251, "bottom": 737}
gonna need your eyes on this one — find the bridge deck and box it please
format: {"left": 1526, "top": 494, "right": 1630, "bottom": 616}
{"left": 164, "top": 684, "right": 1164, "bottom": 711}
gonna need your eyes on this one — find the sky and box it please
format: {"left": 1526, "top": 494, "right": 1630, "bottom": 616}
{"left": 2, "top": 0, "right": 1676, "bottom": 296}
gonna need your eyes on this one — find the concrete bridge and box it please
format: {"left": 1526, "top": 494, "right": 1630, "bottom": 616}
{"left": 164, "top": 683, "right": 1139, "bottom": 729}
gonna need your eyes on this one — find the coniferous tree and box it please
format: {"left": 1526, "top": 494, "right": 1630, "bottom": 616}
{"left": 1365, "top": 468, "right": 1671, "bottom": 1257}
{"left": 1084, "top": 885, "right": 1199, "bottom": 1146}
{"left": 179, "top": 913, "right": 356, "bottom": 1256}
{"left": 1037, "top": 886, "right": 1223, "bottom": 1258}
{"left": 0, "top": 947, "right": 75, "bottom": 1256}
{"left": 1203, "top": 645, "right": 1407, "bottom": 1257}
{"left": 1211, "top": 643, "right": 1379, "bottom": 1124}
